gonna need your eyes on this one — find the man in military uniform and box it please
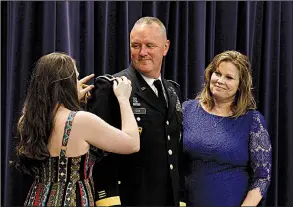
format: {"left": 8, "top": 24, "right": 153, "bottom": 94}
{"left": 88, "top": 17, "right": 186, "bottom": 206}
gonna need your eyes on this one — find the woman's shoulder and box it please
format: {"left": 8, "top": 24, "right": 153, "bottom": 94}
{"left": 247, "top": 110, "right": 265, "bottom": 120}
{"left": 55, "top": 110, "right": 99, "bottom": 131}
{"left": 73, "top": 110, "right": 100, "bottom": 123}
{"left": 182, "top": 99, "right": 199, "bottom": 108}
{"left": 182, "top": 99, "right": 199, "bottom": 113}
{"left": 247, "top": 109, "right": 268, "bottom": 129}
{"left": 64, "top": 111, "right": 102, "bottom": 138}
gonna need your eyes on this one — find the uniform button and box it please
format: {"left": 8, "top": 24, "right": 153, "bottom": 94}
{"left": 166, "top": 120, "right": 169, "bottom": 125}
{"left": 168, "top": 150, "right": 172, "bottom": 155}
{"left": 167, "top": 135, "right": 170, "bottom": 140}
{"left": 118, "top": 181, "right": 121, "bottom": 184}
{"left": 136, "top": 117, "right": 141, "bottom": 121}
{"left": 170, "top": 164, "right": 173, "bottom": 170}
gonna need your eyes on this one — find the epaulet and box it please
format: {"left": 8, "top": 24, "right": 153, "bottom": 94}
{"left": 95, "top": 74, "right": 116, "bottom": 82}
{"left": 167, "top": 79, "right": 180, "bottom": 88}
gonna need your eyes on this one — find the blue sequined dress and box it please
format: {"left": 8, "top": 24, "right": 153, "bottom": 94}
{"left": 183, "top": 100, "right": 272, "bottom": 207}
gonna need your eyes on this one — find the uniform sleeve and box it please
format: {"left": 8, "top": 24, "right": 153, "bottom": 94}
{"left": 86, "top": 77, "right": 122, "bottom": 206}
{"left": 174, "top": 86, "right": 188, "bottom": 204}
{"left": 93, "top": 155, "right": 121, "bottom": 206}
{"left": 248, "top": 111, "right": 272, "bottom": 198}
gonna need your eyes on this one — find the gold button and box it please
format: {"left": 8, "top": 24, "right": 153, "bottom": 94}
{"left": 170, "top": 164, "right": 173, "bottom": 170}
{"left": 168, "top": 150, "right": 172, "bottom": 155}
{"left": 118, "top": 181, "right": 121, "bottom": 184}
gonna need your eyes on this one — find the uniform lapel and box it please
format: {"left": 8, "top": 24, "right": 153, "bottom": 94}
{"left": 162, "top": 79, "right": 177, "bottom": 118}
{"left": 126, "top": 66, "right": 166, "bottom": 114}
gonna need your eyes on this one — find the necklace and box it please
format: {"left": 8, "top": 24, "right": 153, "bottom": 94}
{"left": 213, "top": 116, "right": 225, "bottom": 127}
{"left": 199, "top": 103, "right": 228, "bottom": 129}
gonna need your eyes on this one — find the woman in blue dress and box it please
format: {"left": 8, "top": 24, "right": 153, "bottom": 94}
{"left": 183, "top": 51, "right": 272, "bottom": 206}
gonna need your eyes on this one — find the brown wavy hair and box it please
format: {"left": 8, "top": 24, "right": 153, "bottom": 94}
{"left": 197, "top": 50, "right": 256, "bottom": 118}
{"left": 16, "top": 52, "right": 80, "bottom": 174}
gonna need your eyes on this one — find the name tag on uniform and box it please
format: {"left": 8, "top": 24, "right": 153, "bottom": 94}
{"left": 132, "top": 108, "right": 146, "bottom": 114}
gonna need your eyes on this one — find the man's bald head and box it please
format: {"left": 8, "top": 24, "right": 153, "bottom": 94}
{"left": 131, "top": 16, "right": 167, "bottom": 39}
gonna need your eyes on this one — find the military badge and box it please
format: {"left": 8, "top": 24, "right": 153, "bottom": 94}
{"left": 132, "top": 97, "right": 141, "bottom": 106}
{"left": 168, "top": 86, "right": 176, "bottom": 95}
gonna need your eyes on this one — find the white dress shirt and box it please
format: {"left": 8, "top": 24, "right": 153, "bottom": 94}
{"left": 140, "top": 73, "right": 168, "bottom": 105}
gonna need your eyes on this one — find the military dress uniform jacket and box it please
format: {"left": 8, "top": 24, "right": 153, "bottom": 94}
{"left": 87, "top": 64, "right": 186, "bottom": 206}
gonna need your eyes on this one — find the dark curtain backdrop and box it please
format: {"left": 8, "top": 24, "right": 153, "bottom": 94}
{"left": 2, "top": 1, "right": 293, "bottom": 206}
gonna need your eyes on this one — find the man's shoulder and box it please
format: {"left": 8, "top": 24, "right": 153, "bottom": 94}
{"left": 113, "top": 68, "right": 129, "bottom": 78}
{"left": 95, "top": 66, "right": 130, "bottom": 82}
{"left": 93, "top": 75, "right": 116, "bottom": 90}
{"left": 166, "top": 79, "right": 180, "bottom": 88}
{"left": 95, "top": 66, "right": 129, "bottom": 82}
{"left": 165, "top": 79, "right": 181, "bottom": 93}
{"left": 93, "top": 67, "right": 131, "bottom": 89}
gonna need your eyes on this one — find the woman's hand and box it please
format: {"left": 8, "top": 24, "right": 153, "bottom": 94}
{"left": 78, "top": 74, "right": 95, "bottom": 101}
{"left": 113, "top": 76, "right": 132, "bottom": 101}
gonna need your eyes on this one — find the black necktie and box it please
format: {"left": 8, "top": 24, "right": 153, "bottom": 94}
{"left": 154, "top": 79, "right": 167, "bottom": 109}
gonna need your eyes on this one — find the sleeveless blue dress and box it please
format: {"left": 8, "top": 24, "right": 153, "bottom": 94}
{"left": 183, "top": 100, "right": 272, "bottom": 207}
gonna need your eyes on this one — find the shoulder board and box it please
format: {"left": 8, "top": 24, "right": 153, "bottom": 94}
{"left": 95, "top": 74, "right": 116, "bottom": 82}
{"left": 167, "top": 79, "right": 180, "bottom": 88}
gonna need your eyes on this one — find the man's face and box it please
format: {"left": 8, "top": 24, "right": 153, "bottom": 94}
{"left": 130, "top": 23, "right": 170, "bottom": 78}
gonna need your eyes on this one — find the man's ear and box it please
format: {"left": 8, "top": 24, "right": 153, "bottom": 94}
{"left": 163, "top": 40, "right": 170, "bottom": 56}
